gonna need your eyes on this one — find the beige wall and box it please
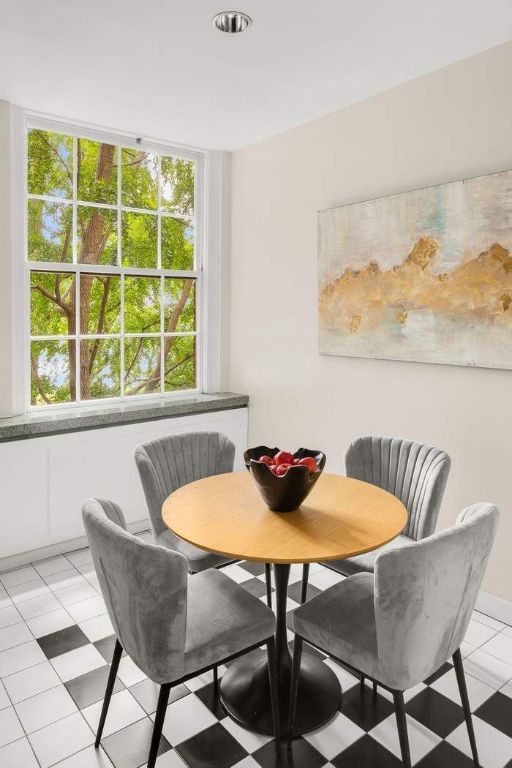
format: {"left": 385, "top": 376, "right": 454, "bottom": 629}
{"left": 229, "top": 42, "right": 512, "bottom": 602}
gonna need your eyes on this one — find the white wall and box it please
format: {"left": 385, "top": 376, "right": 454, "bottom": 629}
{"left": 230, "top": 42, "right": 512, "bottom": 602}
{"left": 0, "top": 101, "right": 15, "bottom": 417}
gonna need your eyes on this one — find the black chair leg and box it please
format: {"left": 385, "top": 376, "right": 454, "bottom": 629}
{"left": 213, "top": 665, "right": 219, "bottom": 694}
{"left": 300, "top": 564, "right": 310, "bottom": 604}
{"left": 453, "top": 648, "right": 480, "bottom": 767}
{"left": 95, "top": 638, "right": 123, "bottom": 747}
{"left": 288, "top": 635, "right": 303, "bottom": 737}
{"left": 393, "top": 691, "right": 412, "bottom": 768}
{"left": 266, "top": 637, "right": 281, "bottom": 752}
{"left": 147, "top": 683, "right": 171, "bottom": 768}
{"left": 360, "top": 674, "right": 365, "bottom": 693}
{"left": 373, "top": 681, "right": 378, "bottom": 695}
{"left": 265, "top": 563, "right": 272, "bottom": 608}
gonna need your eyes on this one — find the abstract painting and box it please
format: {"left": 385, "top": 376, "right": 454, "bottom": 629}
{"left": 318, "top": 169, "right": 512, "bottom": 369}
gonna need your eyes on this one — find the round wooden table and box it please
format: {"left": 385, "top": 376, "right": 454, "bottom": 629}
{"left": 162, "top": 471, "right": 407, "bottom": 736}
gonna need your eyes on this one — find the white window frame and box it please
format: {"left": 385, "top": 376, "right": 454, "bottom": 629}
{"left": 11, "top": 108, "right": 223, "bottom": 413}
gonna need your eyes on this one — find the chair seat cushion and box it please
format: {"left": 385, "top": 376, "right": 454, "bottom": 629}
{"left": 292, "top": 573, "right": 380, "bottom": 680}
{"left": 156, "top": 530, "right": 235, "bottom": 573}
{"left": 321, "top": 534, "right": 412, "bottom": 577}
{"left": 184, "top": 569, "right": 276, "bottom": 677}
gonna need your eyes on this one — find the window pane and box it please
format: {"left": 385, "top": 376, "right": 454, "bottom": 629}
{"left": 160, "top": 156, "right": 194, "bottom": 216}
{"left": 77, "top": 139, "right": 117, "bottom": 204}
{"left": 31, "top": 340, "right": 72, "bottom": 405}
{"left": 124, "top": 276, "right": 160, "bottom": 334}
{"left": 80, "top": 274, "right": 120, "bottom": 335}
{"left": 164, "top": 335, "right": 196, "bottom": 392}
{"left": 161, "top": 217, "right": 194, "bottom": 270}
{"left": 124, "top": 337, "right": 160, "bottom": 395}
{"left": 27, "top": 129, "right": 73, "bottom": 199}
{"left": 30, "top": 271, "right": 75, "bottom": 335}
{"left": 28, "top": 199, "right": 73, "bottom": 263}
{"left": 77, "top": 206, "right": 118, "bottom": 265}
{"left": 164, "top": 278, "right": 195, "bottom": 333}
{"left": 121, "top": 211, "right": 157, "bottom": 268}
{"left": 80, "top": 338, "right": 120, "bottom": 400}
{"left": 121, "top": 148, "right": 158, "bottom": 210}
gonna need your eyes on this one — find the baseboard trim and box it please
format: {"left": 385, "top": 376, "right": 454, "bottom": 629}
{"left": 475, "top": 590, "right": 512, "bottom": 626}
{"left": 0, "top": 520, "right": 149, "bottom": 573}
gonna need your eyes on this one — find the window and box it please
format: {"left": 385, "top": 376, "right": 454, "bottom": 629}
{"left": 26, "top": 124, "right": 202, "bottom": 407}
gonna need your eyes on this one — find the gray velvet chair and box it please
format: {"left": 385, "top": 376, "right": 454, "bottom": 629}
{"left": 290, "top": 502, "right": 499, "bottom": 768}
{"left": 322, "top": 436, "right": 451, "bottom": 576}
{"left": 82, "top": 498, "right": 280, "bottom": 768}
{"left": 134, "top": 431, "right": 236, "bottom": 573}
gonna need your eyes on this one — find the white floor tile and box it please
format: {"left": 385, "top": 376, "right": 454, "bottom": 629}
{"left": 0, "top": 707, "right": 24, "bottom": 748}
{"left": 221, "top": 715, "right": 272, "bottom": 753}
{"left": 0, "top": 605, "right": 22, "bottom": 630}
{"left": 305, "top": 711, "right": 364, "bottom": 760}
{"left": 16, "top": 592, "right": 62, "bottom": 621}
{"left": 221, "top": 564, "right": 253, "bottom": 583}
{"left": 55, "top": 582, "right": 98, "bottom": 607}
{"left": 34, "top": 556, "right": 73, "bottom": 578}
{"left": 82, "top": 689, "right": 145, "bottom": 738}
{"left": 140, "top": 750, "right": 186, "bottom": 768}
{"left": 0, "top": 567, "right": 40, "bottom": 590}
{"left": 370, "top": 712, "right": 441, "bottom": 764}
{"left": 160, "top": 693, "right": 217, "bottom": 746}
{"left": 79, "top": 614, "right": 113, "bottom": 643}
{"left": 473, "top": 611, "right": 506, "bottom": 632}
{"left": 7, "top": 581, "right": 50, "bottom": 605}
{"left": 66, "top": 550, "right": 93, "bottom": 568}
{"left": 26, "top": 607, "right": 75, "bottom": 639}
{"left": 447, "top": 715, "right": 512, "bottom": 768}
{"left": 464, "top": 649, "right": 512, "bottom": 689}
{"left": 499, "top": 678, "right": 512, "bottom": 698}
{"left": 431, "top": 668, "right": 495, "bottom": 711}
{"left": 184, "top": 669, "right": 215, "bottom": 692}
{"left": 480, "top": 632, "right": 512, "bottom": 666}
{"left": 83, "top": 574, "right": 101, "bottom": 593}
{"left": 460, "top": 640, "right": 477, "bottom": 658}
{"left": 0, "top": 588, "right": 11, "bottom": 610}
{"left": 44, "top": 570, "right": 85, "bottom": 592}
{"left": 3, "top": 661, "right": 61, "bottom": 704}
{"left": 53, "top": 744, "right": 114, "bottom": 767}
{"left": 29, "top": 711, "right": 94, "bottom": 768}
{"left": 322, "top": 658, "right": 359, "bottom": 691}
{"left": 66, "top": 596, "right": 106, "bottom": 623}
{"left": 116, "top": 656, "right": 146, "bottom": 687}
{"left": 231, "top": 758, "right": 260, "bottom": 768}
{"left": 15, "top": 684, "right": 77, "bottom": 733}
{"left": 0, "top": 623, "right": 32, "bottom": 653}
{"left": 51, "top": 645, "right": 106, "bottom": 683}
{"left": 309, "top": 568, "right": 345, "bottom": 591}
{"left": 0, "top": 737, "right": 39, "bottom": 768}
{"left": 464, "top": 617, "right": 500, "bottom": 648}
{"left": 0, "top": 680, "right": 9, "bottom": 710}
{"left": 0, "top": 641, "right": 46, "bottom": 678}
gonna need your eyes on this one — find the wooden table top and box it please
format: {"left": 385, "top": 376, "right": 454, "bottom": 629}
{"left": 162, "top": 471, "right": 407, "bottom": 564}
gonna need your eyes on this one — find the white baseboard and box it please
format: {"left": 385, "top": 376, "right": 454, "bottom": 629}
{"left": 475, "top": 590, "right": 512, "bottom": 626}
{"left": 0, "top": 520, "right": 150, "bottom": 574}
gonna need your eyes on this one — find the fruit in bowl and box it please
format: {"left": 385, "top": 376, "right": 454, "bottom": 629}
{"left": 243, "top": 446, "right": 326, "bottom": 513}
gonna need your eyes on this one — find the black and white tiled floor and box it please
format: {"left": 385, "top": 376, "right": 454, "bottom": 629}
{"left": 1, "top": 535, "right": 512, "bottom": 767}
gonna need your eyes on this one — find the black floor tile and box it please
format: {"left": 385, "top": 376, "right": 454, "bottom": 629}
{"left": 405, "top": 687, "right": 465, "bottom": 738}
{"left": 340, "top": 684, "right": 395, "bottom": 731}
{"left": 129, "top": 677, "right": 188, "bottom": 715}
{"left": 175, "top": 722, "right": 247, "bottom": 768}
{"left": 239, "top": 577, "right": 269, "bottom": 599}
{"left": 65, "top": 665, "right": 124, "bottom": 709}
{"left": 288, "top": 580, "right": 322, "bottom": 604}
{"left": 475, "top": 691, "right": 512, "bottom": 739}
{"left": 332, "top": 735, "right": 402, "bottom": 767}
{"left": 415, "top": 741, "right": 476, "bottom": 767}
{"left": 37, "top": 625, "right": 89, "bottom": 659}
{"left": 239, "top": 561, "right": 266, "bottom": 577}
{"left": 423, "top": 661, "right": 453, "bottom": 686}
{"left": 94, "top": 634, "right": 127, "bottom": 663}
{"left": 195, "top": 681, "right": 226, "bottom": 718}
{"left": 102, "top": 717, "right": 171, "bottom": 768}
{"left": 253, "top": 737, "right": 326, "bottom": 768}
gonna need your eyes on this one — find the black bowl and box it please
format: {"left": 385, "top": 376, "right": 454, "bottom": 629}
{"left": 244, "top": 446, "right": 326, "bottom": 513}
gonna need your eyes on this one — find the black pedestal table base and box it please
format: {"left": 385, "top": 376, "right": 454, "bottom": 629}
{"left": 220, "top": 563, "right": 341, "bottom": 736}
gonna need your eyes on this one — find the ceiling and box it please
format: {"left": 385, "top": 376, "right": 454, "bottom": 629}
{"left": 0, "top": 0, "right": 511, "bottom": 151}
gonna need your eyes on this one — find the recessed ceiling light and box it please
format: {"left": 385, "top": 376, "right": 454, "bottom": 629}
{"left": 213, "top": 11, "right": 252, "bottom": 34}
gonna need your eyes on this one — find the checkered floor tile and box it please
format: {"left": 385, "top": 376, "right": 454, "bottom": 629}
{"left": 1, "top": 537, "right": 512, "bottom": 767}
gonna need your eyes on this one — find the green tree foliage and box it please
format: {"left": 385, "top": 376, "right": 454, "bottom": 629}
{"left": 28, "top": 129, "right": 197, "bottom": 406}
